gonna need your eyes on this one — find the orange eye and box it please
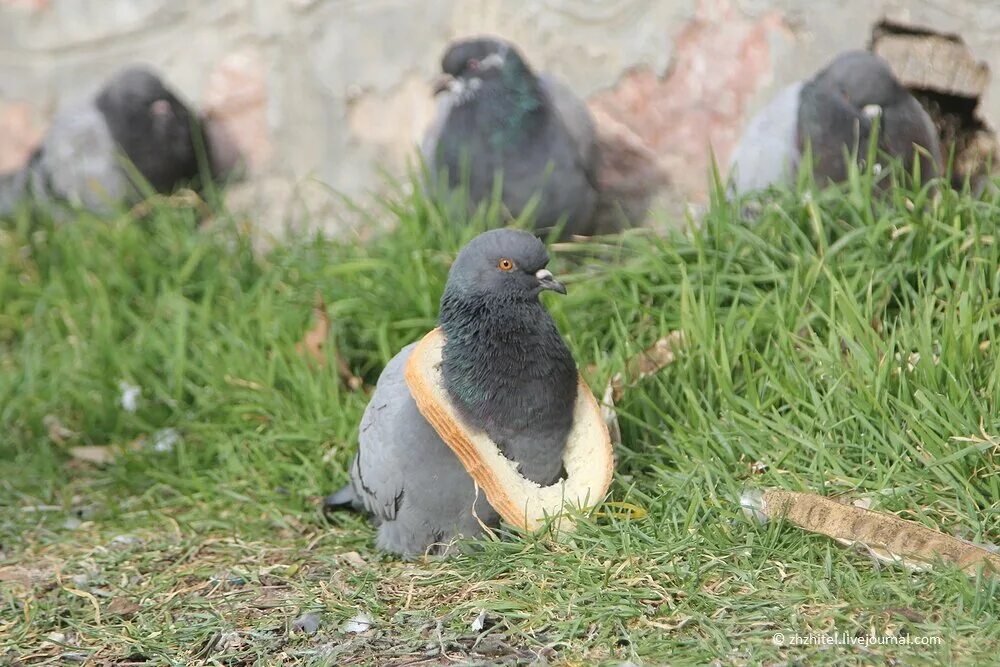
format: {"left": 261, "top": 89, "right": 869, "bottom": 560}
{"left": 498, "top": 258, "right": 515, "bottom": 271}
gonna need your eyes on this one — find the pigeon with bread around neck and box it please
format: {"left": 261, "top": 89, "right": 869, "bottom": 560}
{"left": 325, "top": 229, "right": 587, "bottom": 558}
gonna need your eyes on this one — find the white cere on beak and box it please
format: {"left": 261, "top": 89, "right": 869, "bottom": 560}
{"left": 535, "top": 269, "right": 554, "bottom": 281}
{"left": 480, "top": 52, "right": 506, "bottom": 70}
{"left": 862, "top": 104, "right": 882, "bottom": 119}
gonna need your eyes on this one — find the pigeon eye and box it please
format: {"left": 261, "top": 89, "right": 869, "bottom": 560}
{"left": 466, "top": 58, "right": 480, "bottom": 71}
{"left": 497, "top": 258, "right": 515, "bottom": 271}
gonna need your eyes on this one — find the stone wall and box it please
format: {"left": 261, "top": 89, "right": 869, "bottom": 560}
{"left": 2, "top": 0, "right": 998, "bottom": 235}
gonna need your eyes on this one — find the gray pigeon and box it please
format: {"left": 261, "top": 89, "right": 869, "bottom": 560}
{"left": 422, "top": 36, "right": 601, "bottom": 239}
{"left": 0, "top": 66, "right": 215, "bottom": 216}
{"left": 728, "top": 51, "right": 942, "bottom": 195}
{"left": 326, "top": 229, "right": 578, "bottom": 558}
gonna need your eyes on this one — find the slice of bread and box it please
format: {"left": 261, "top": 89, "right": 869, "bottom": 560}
{"left": 404, "top": 327, "right": 614, "bottom": 532}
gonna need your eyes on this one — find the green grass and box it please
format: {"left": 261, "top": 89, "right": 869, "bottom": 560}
{"left": 1, "top": 168, "right": 998, "bottom": 666}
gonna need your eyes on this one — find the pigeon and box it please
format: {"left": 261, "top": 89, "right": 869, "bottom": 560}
{"left": 326, "top": 228, "right": 578, "bottom": 558}
{"left": 728, "top": 51, "right": 942, "bottom": 195}
{"left": 422, "top": 36, "right": 601, "bottom": 238}
{"left": 0, "top": 66, "right": 218, "bottom": 216}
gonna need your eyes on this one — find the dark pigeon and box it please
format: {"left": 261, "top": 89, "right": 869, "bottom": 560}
{"left": 728, "top": 51, "right": 942, "bottom": 194}
{"left": 0, "top": 66, "right": 219, "bottom": 216}
{"left": 422, "top": 36, "right": 601, "bottom": 238}
{"left": 326, "top": 229, "right": 579, "bottom": 558}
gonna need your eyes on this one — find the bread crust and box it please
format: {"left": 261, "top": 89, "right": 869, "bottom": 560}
{"left": 404, "top": 327, "right": 614, "bottom": 531}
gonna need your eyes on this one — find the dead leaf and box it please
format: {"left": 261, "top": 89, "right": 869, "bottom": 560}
{"left": 296, "top": 292, "right": 363, "bottom": 391}
{"left": 129, "top": 188, "right": 210, "bottom": 220}
{"left": 597, "top": 330, "right": 685, "bottom": 438}
{"left": 69, "top": 445, "right": 116, "bottom": 466}
{"left": 0, "top": 563, "right": 56, "bottom": 587}
{"left": 43, "top": 415, "right": 76, "bottom": 444}
{"left": 105, "top": 597, "right": 140, "bottom": 618}
{"left": 339, "top": 551, "right": 367, "bottom": 568}
{"left": 296, "top": 292, "right": 330, "bottom": 364}
{"left": 625, "top": 330, "right": 685, "bottom": 381}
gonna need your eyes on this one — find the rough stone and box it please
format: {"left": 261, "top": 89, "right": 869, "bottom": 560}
{"left": 202, "top": 50, "right": 271, "bottom": 172}
{"left": 345, "top": 74, "right": 437, "bottom": 173}
{"left": 0, "top": 100, "right": 44, "bottom": 171}
{"left": 1, "top": 0, "right": 998, "bottom": 234}
{"left": 590, "top": 0, "right": 790, "bottom": 199}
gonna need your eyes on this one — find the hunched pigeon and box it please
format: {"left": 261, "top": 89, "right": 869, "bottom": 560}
{"left": 0, "top": 66, "right": 215, "bottom": 216}
{"left": 326, "top": 228, "right": 579, "bottom": 558}
{"left": 728, "top": 51, "right": 942, "bottom": 195}
{"left": 422, "top": 36, "right": 601, "bottom": 239}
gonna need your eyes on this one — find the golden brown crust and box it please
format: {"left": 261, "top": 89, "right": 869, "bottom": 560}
{"left": 404, "top": 328, "right": 614, "bottom": 531}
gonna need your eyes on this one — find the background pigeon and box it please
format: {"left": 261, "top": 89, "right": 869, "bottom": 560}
{"left": 422, "top": 37, "right": 602, "bottom": 238}
{"left": 326, "top": 229, "right": 579, "bottom": 558}
{"left": 0, "top": 66, "right": 222, "bottom": 216}
{"left": 728, "top": 51, "right": 942, "bottom": 195}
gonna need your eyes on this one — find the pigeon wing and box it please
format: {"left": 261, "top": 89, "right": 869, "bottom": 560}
{"left": 38, "top": 102, "right": 131, "bottom": 213}
{"left": 881, "top": 96, "right": 942, "bottom": 181}
{"left": 349, "top": 343, "right": 420, "bottom": 523}
{"left": 728, "top": 82, "right": 804, "bottom": 195}
{"left": 540, "top": 74, "right": 600, "bottom": 189}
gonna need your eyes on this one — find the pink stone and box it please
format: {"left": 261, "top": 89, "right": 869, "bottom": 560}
{"left": 589, "top": 0, "right": 789, "bottom": 201}
{"left": 0, "top": 0, "right": 49, "bottom": 11}
{"left": 588, "top": 106, "right": 668, "bottom": 232}
{"left": 0, "top": 101, "right": 45, "bottom": 173}
{"left": 202, "top": 50, "right": 271, "bottom": 173}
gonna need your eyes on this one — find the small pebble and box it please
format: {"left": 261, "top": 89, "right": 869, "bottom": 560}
{"left": 292, "top": 612, "right": 322, "bottom": 635}
{"left": 119, "top": 381, "right": 142, "bottom": 413}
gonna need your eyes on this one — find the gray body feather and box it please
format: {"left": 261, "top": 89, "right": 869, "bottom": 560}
{"left": 727, "top": 82, "right": 803, "bottom": 195}
{"left": 33, "top": 103, "right": 131, "bottom": 213}
{"left": 0, "top": 104, "right": 128, "bottom": 216}
{"left": 0, "top": 66, "right": 207, "bottom": 217}
{"left": 346, "top": 343, "right": 502, "bottom": 556}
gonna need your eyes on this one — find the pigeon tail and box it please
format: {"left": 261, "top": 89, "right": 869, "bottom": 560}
{"left": 324, "top": 483, "right": 364, "bottom": 513}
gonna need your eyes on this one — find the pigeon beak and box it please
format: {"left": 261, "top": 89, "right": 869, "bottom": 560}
{"left": 432, "top": 74, "right": 455, "bottom": 96}
{"left": 535, "top": 268, "right": 566, "bottom": 295}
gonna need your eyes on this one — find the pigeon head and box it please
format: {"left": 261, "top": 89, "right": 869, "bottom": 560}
{"left": 442, "top": 229, "right": 565, "bottom": 307}
{"left": 810, "top": 51, "right": 907, "bottom": 111}
{"left": 95, "top": 66, "right": 203, "bottom": 193}
{"left": 799, "top": 50, "right": 940, "bottom": 186}
{"left": 435, "top": 37, "right": 535, "bottom": 99}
